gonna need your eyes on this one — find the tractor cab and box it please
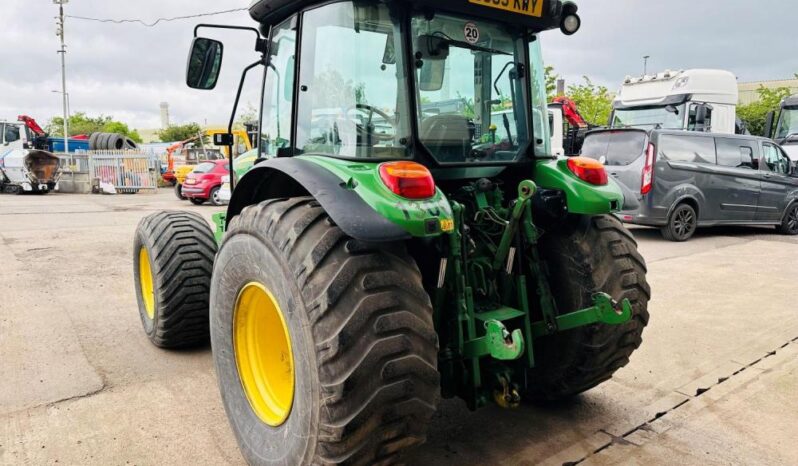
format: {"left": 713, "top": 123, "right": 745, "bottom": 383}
{"left": 188, "top": 0, "right": 580, "bottom": 171}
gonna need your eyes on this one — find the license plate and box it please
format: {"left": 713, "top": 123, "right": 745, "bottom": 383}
{"left": 468, "top": 0, "right": 544, "bottom": 17}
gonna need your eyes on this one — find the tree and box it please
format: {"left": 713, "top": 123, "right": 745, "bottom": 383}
{"left": 47, "top": 112, "right": 143, "bottom": 142}
{"left": 566, "top": 77, "right": 613, "bottom": 126}
{"left": 235, "top": 102, "right": 259, "bottom": 129}
{"left": 545, "top": 65, "right": 560, "bottom": 99}
{"left": 157, "top": 123, "right": 204, "bottom": 143}
{"left": 737, "top": 86, "right": 793, "bottom": 136}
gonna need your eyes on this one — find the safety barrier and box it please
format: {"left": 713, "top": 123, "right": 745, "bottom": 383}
{"left": 88, "top": 150, "right": 159, "bottom": 194}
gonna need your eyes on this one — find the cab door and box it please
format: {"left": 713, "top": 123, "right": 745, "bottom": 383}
{"left": 756, "top": 142, "right": 794, "bottom": 221}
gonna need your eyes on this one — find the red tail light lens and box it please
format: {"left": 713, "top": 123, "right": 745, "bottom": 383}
{"left": 641, "top": 143, "right": 655, "bottom": 195}
{"left": 566, "top": 157, "right": 608, "bottom": 186}
{"left": 379, "top": 161, "right": 436, "bottom": 199}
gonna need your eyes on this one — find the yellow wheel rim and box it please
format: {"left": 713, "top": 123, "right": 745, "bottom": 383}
{"left": 234, "top": 282, "right": 295, "bottom": 426}
{"left": 138, "top": 247, "right": 155, "bottom": 320}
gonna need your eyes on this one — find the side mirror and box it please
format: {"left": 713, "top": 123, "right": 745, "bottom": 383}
{"left": 186, "top": 37, "right": 224, "bottom": 90}
{"left": 693, "top": 104, "right": 713, "bottom": 132}
{"left": 213, "top": 133, "right": 234, "bottom": 146}
{"left": 764, "top": 110, "right": 775, "bottom": 138}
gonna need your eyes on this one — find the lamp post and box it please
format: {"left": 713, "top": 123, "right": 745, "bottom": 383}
{"left": 643, "top": 55, "right": 650, "bottom": 76}
{"left": 54, "top": 0, "right": 69, "bottom": 153}
{"left": 51, "top": 90, "right": 70, "bottom": 119}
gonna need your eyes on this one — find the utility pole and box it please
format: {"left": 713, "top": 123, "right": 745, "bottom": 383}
{"left": 55, "top": 0, "right": 69, "bottom": 154}
{"left": 643, "top": 55, "right": 650, "bottom": 76}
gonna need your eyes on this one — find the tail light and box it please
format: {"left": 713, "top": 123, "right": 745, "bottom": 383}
{"left": 641, "top": 143, "right": 655, "bottom": 195}
{"left": 379, "top": 161, "right": 436, "bottom": 199}
{"left": 566, "top": 157, "right": 608, "bottom": 186}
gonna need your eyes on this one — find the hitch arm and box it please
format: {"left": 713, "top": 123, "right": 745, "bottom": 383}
{"left": 531, "top": 293, "right": 633, "bottom": 338}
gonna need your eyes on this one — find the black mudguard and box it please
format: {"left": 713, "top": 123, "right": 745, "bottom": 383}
{"left": 227, "top": 158, "right": 410, "bottom": 243}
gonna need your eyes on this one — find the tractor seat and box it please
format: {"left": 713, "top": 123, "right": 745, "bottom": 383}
{"left": 420, "top": 114, "right": 471, "bottom": 162}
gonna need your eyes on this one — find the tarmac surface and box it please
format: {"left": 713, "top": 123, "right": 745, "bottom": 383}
{"left": 1, "top": 190, "right": 797, "bottom": 465}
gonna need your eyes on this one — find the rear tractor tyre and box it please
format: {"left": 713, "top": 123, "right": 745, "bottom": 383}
{"left": 133, "top": 211, "right": 217, "bottom": 348}
{"left": 525, "top": 214, "right": 651, "bottom": 401}
{"left": 210, "top": 198, "right": 440, "bottom": 465}
{"left": 661, "top": 203, "right": 697, "bottom": 242}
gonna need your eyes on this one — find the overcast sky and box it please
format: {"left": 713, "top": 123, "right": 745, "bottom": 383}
{"left": 1, "top": 1, "right": 797, "bottom": 131}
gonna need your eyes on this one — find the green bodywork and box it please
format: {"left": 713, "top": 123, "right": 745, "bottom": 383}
{"left": 215, "top": 154, "right": 632, "bottom": 408}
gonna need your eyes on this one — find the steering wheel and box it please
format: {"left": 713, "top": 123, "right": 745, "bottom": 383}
{"left": 346, "top": 104, "right": 397, "bottom": 143}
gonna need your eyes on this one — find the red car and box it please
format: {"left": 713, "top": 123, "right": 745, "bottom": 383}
{"left": 181, "top": 160, "right": 230, "bottom": 206}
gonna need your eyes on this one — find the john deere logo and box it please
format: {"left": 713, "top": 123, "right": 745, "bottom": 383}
{"left": 468, "top": 0, "right": 544, "bottom": 18}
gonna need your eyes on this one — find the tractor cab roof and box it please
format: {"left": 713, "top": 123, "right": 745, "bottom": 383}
{"left": 249, "top": 0, "right": 575, "bottom": 32}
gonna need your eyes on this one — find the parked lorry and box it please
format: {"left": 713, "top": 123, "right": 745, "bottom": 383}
{"left": 133, "top": 1, "right": 650, "bottom": 463}
{"left": 610, "top": 69, "right": 743, "bottom": 134}
{"left": 0, "top": 119, "right": 61, "bottom": 193}
{"left": 766, "top": 95, "right": 798, "bottom": 162}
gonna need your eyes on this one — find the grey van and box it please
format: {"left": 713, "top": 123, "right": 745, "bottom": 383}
{"left": 581, "top": 129, "right": 798, "bottom": 241}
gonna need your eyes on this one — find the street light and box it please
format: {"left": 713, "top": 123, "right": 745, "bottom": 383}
{"left": 54, "top": 0, "right": 69, "bottom": 152}
{"left": 51, "top": 90, "right": 70, "bottom": 118}
{"left": 643, "top": 55, "right": 651, "bottom": 76}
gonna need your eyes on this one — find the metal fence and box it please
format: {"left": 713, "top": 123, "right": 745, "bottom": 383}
{"left": 88, "top": 150, "right": 159, "bottom": 193}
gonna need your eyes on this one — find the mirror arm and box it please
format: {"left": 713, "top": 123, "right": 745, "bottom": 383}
{"left": 227, "top": 58, "right": 265, "bottom": 192}
{"left": 194, "top": 24, "right": 268, "bottom": 53}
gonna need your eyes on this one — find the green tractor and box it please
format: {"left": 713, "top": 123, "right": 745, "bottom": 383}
{"left": 133, "top": 0, "right": 650, "bottom": 463}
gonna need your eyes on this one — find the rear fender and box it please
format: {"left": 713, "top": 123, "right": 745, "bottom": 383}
{"left": 227, "top": 157, "right": 453, "bottom": 242}
{"left": 533, "top": 159, "right": 625, "bottom": 214}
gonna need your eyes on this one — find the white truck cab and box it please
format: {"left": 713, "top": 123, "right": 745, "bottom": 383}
{"left": 610, "top": 69, "right": 739, "bottom": 134}
{"left": 0, "top": 120, "right": 59, "bottom": 194}
{"left": 768, "top": 95, "right": 798, "bottom": 163}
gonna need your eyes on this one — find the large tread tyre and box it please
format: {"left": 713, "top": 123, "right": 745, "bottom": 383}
{"left": 525, "top": 215, "right": 650, "bottom": 401}
{"left": 210, "top": 198, "right": 440, "bottom": 465}
{"left": 661, "top": 203, "right": 697, "bottom": 242}
{"left": 88, "top": 132, "right": 101, "bottom": 150}
{"left": 777, "top": 203, "right": 798, "bottom": 235}
{"left": 108, "top": 133, "right": 124, "bottom": 150}
{"left": 97, "top": 132, "right": 112, "bottom": 150}
{"left": 133, "top": 211, "right": 217, "bottom": 348}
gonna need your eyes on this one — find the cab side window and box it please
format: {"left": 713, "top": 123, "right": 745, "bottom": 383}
{"left": 260, "top": 18, "right": 297, "bottom": 158}
{"left": 687, "top": 105, "right": 712, "bottom": 131}
{"left": 761, "top": 143, "right": 790, "bottom": 175}
{"left": 5, "top": 125, "right": 20, "bottom": 143}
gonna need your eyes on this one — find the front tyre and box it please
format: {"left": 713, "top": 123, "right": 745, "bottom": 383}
{"left": 133, "top": 211, "right": 217, "bottom": 348}
{"left": 526, "top": 215, "right": 651, "bottom": 400}
{"left": 210, "top": 198, "right": 440, "bottom": 465}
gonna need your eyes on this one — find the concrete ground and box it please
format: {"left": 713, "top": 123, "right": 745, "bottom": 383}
{"left": 1, "top": 190, "right": 796, "bottom": 465}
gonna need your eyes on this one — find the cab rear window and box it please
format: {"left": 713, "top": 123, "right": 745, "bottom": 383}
{"left": 581, "top": 131, "right": 647, "bottom": 166}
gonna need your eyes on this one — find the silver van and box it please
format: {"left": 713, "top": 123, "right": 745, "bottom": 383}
{"left": 581, "top": 129, "right": 798, "bottom": 241}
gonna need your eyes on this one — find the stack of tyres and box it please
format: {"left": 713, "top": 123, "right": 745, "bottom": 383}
{"left": 89, "top": 132, "right": 138, "bottom": 151}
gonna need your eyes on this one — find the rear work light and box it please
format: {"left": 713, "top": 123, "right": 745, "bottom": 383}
{"left": 567, "top": 157, "right": 608, "bottom": 186}
{"left": 379, "top": 161, "right": 436, "bottom": 199}
{"left": 641, "top": 143, "right": 655, "bottom": 195}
